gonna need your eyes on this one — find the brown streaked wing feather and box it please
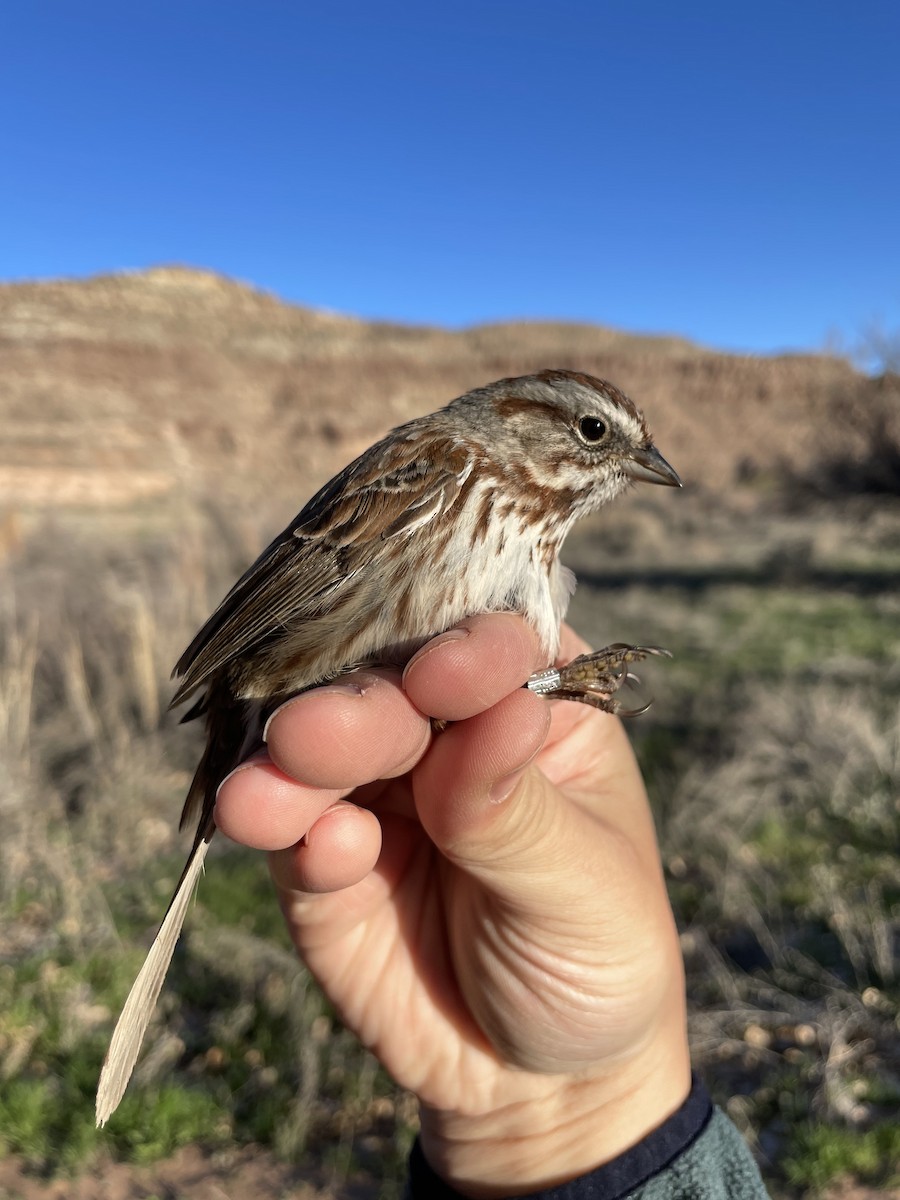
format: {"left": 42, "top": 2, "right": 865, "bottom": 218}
{"left": 170, "top": 536, "right": 348, "bottom": 707}
{"left": 171, "top": 430, "right": 471, "bottom": 706}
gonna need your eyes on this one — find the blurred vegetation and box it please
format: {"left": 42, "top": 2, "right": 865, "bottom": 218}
{"left": 1, "top": 458, "right": 899, "bottom": 1197}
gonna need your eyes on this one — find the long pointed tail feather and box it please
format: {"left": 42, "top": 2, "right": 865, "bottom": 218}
{"left": 95, "top": 837, "right": 211, "bottom": 1126}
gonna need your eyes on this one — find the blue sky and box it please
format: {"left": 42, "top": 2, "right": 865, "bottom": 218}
{"left": 1, "top": 2, "right": 898, "bottom": 355}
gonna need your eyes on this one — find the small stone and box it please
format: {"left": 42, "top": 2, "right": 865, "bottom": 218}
{"left": 743, "top": 1023, "right": 771, "bottom": 1048}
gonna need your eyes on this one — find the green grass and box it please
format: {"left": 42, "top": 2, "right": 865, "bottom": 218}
{"left": 784, "top": 1121, "right": 900, "bottom": 1191}
{"left": 0, "top": 840, "right": 418, "bottom": 1181}
{"left": 714, "top": 590, "right": 900, "bottom": 674}
{"left": 0, "top": 947, "right": 229, "bottom": 1169}
{"left": 637, "top": 585, "right": 900, "bottom": 682}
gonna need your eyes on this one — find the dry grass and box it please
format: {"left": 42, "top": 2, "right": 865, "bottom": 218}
{"left": 0, "top": 504, "right": 426, "bottom": 1197}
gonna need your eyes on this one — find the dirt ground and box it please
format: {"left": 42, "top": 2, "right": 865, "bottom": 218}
{"left": 0, "top": 1145, "right": 378, "bottom": 1200}
{"left": 2, "top": 1147, "right": 898, "bottom": 1200}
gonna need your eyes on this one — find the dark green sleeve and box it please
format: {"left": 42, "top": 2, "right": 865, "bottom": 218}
{"left": 406, "top": 1076, "right": 770, "bottom": 1200}
{"left": 632, "top": 1106, "right": 769, "bottom": 1200}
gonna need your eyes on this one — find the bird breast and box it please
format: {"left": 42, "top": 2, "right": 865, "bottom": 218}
{"left": 245, "top": 477, "right": 576, "bottom": 699}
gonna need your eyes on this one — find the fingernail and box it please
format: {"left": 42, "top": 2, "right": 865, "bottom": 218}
{"left": 262, "top": 698, "right": 301, "bottom": 744}
{"left": 262, "top": 676, "right": 376, "bottom": 742}
{"left": 298, "top": 800, "right": 359, "bottom": 848}
{"left": 402, "top": 627, "right": 471, "bottom": 683}
{"left": 489, "top": 768, "right": 526, "bottom": 805}
{"left": 215, "top": 751, "right": 269, "bottom": 800}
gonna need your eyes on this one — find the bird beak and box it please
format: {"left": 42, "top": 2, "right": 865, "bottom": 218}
{"left": 624, "top": 444, "right": 683, "bottom": 488}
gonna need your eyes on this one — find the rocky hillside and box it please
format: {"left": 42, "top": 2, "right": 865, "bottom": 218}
{"left": 0, "top": 266, "right": 893, "bottom": 514}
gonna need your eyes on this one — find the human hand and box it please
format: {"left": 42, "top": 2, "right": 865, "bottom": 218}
{"left": 215, "top": 614, "right": 691, "bottom": 1198}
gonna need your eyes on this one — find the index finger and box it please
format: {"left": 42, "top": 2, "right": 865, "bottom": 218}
{"left": 402, "top": 613, "right": 546, "bottom": 722}
{"left": 264, "top": 668, "right": 431, "bottom": 790}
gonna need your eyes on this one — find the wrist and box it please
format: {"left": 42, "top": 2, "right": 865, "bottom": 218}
{"left": 417, "top": 1004, "right": 691, "bottom": 1199}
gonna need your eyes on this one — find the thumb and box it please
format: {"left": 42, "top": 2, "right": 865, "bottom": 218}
{"left": 412, "top": 689, "right": 596, "bottom": 913}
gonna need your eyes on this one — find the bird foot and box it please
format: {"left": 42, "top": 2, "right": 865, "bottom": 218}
{"left": 525, "top": 643, "right": 672, "bottom": 717}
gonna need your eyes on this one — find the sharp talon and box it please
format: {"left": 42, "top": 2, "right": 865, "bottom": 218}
{"left": 618, "top": 698, "right": 654, "bottom": 718}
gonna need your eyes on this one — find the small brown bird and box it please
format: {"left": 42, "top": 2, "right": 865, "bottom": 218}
{"left": 96, "top": 368, "right": 681, "bottom": 1124}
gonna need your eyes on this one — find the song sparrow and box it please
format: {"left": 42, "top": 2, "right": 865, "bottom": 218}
{"left": 96, "top": 368, "right": 681, "bottom": 1124}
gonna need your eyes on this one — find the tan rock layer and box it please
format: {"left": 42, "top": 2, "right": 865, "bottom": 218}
{"left": 0, "top": 267, "right": 894, "bottom": 509}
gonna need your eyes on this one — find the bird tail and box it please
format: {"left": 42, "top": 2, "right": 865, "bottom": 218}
{"left": 95, "top": 836, "right": 210, "bottom": 1126}
{"left": 96, "top": 682, "right": 263, "bottom": 1126}
{"left": 178, "top": 677, "right": 258, "bottom": 839}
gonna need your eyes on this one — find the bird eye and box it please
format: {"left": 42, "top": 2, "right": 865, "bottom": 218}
{"left": 577, "top": 416, "right": 607, "bottom": 443}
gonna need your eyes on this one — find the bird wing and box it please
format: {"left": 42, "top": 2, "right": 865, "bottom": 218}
{"left": 171, "top": 429, "right": 473, "bottom": 705}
